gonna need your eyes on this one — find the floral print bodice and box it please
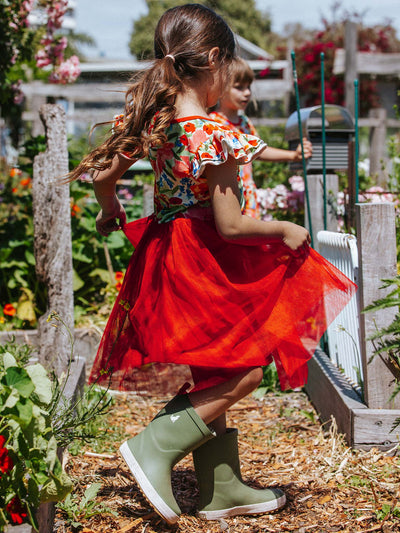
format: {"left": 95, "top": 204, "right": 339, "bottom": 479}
{"left": 132, "top": 116, "right": 266, "bottom": 223}
{"left": 209, "top": 111, "right": 261, "bottom": 219}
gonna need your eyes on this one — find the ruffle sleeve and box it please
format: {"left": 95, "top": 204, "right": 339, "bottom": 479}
{"left": 192, "top": 124, "right": 267, "bottom": 179}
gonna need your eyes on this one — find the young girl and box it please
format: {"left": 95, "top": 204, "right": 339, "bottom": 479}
{"left": 210, "top": 57, "right": 313, "bottom": 219}
{"left": 69, "top": 4, "right": 356, "bottom": 525}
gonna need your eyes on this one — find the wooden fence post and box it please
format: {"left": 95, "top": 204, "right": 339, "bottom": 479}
{"left": 369, "top": 107, "right": 388, "bottom": 186}
{"left": 305, "top": 174, "right": 339, "bottom": 252}
{"left": 344, "top": 20, "right": 357, "bottom": 118}
{"left": 32, "top": 104, "right": 74, "bottom": 376}
{"left": 356, "top": 202, "right": 400, "bottom": 409}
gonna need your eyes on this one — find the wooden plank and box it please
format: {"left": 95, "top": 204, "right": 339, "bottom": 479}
{"left": 353, "top": 408, "right": 400, "bottom": 447}
{"left": 334, "top": 49, "right": 400, "bottom": 76}
{"left": 356, "top": 203, "right": 400, "bottom": 409}
{"left": 305, "top": 348, "right": 366, "bottom": 445}
{"left": 304, "top": 174, "right": 338, "bottom": 252}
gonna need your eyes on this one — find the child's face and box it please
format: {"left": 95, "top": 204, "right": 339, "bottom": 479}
{"left": 221, "top": 81, "right": 252, "bottom": 112}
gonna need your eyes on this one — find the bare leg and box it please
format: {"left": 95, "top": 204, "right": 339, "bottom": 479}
{"left": 188, "top": 367, "right": 263, "bottom": 432}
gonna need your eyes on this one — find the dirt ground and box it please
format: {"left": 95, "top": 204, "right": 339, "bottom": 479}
{"left": 54, "top": 391, "right": 400, "bottom": 533}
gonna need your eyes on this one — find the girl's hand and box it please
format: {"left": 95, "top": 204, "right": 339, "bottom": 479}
{"left": 281, "top": 221, "right": 311, "bottom": 252}
{"left": 294, "top": 138, "right": 313, "bottom": 161}
{"left": 96, "top": 197, "right": 126, "bottom": 236}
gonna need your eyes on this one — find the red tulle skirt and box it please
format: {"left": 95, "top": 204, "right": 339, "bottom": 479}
{"left": 89, "top": 213, "right": 356, "bottom": 393}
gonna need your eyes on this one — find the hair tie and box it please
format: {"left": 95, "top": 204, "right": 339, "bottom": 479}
{"left": 165, "top": 54, "right": 175, "bottom": 63}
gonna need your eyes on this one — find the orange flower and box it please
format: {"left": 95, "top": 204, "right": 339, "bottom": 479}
{"left": 115, "top": 282, "right": 122, "bottom": 291}
{"left": 115, "top": 271, "right": 124, "bottom": 282}
{"left": 3, "top": 304, "right": 17, "bottom": 317}
{"left": 248, "top": 139, "right": 259, "bottom": 146}
{"left": 20, "top": 177, "right": 31, "bottom": 187}
{"left": 203, "top": 123, "right": 215, "bottom": 134}
{"left": 9, "top": 168, "right": 22, "bottom": 178}
{"left": 12, "top": 187, "right": 18, "bottom": 193}
{"left": 71, "top": 204, "right": 81, "bottom": 216}
{"left": 0, "top": 317, "right": 4, "bottom": 324}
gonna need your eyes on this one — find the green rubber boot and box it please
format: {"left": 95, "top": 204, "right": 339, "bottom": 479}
{"left": 193, "top": 428, "right": 286, "bottom": 520}
{"left": 119, "top": 394, "right": 215, "bottom": 524}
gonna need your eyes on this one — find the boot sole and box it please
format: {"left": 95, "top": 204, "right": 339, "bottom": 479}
{"left": 119, "top": 441, "right": 179, "bottom": 525}
{"left": 198, "top": 493, "right": 286, "bottom": 520}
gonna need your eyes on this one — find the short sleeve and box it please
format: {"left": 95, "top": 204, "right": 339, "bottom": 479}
{"left": 192, "top": 123, "right": 266, "bottom": 179}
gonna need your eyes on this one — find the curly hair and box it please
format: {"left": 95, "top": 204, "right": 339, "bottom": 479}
{"left": 67, "top": 4, "right": 235, "bottom": 181}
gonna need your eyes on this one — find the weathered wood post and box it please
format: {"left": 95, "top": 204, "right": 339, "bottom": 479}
{"left": 369, "top": 107, "right": 388, "bottom": 185}
{"left": 356, "top": 202, "right": 400, "bottom": 410}
{"left": 344, "top": 20, "right": 357, "bottom": 118}
{"left": 305, "top": 174, "right": 339, "bottom": 252}
{"left": 32, "top": 103, "right": 74, "bottom": 375}
{"left": 142, "top": 183, "right": 154, "bottom": 216}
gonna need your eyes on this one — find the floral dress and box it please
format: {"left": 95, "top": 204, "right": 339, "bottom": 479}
{"left": 209, "top": 111, "right": 261, "bottom": 219}
{"left": 89, "top": 116, "right": 356, "bottom": 394}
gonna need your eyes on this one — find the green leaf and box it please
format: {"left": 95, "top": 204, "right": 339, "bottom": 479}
{"left": 2, "top": 352, "right": 17, "bottom": 369}
{"left": 17, "top": 299, "right": 36, "bottom": 322}
{"left": 17, "top": 399, "right": 33, "bottom": 426}
{"left": 40, "top": 468, "right": 73, "bottom": 503}
{"left": 5, "top": 367, "right": 35, "bottom": 398}
{"left": 73, "top": 269, "right": 85, "bottom": 291}
{"left": 82, "top": 482, "right": 102, "bottom": 506}
{"left": 3, "top": 388, "right": 19, "bottom": 409}
{"left": 24, "top": 249, "right": 36, "bottom": 266}
{"left": 89, "top": 268, "right": 111, "bottom": 283}
{"left": 105, "top": 231, "right": 125, "bottom": 249}
{"left": 26, "top": 364, "right": 53, "bottom": 405}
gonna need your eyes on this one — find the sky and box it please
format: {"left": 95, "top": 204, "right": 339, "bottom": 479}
{"left": 75, "top": 0, "right": 400, "bottom": 60}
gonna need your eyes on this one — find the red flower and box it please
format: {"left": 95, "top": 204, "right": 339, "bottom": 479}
{"left": 6, "top": 497, "right": 28, "bottom": 525}
{"left": 115, "top": 271, "right": 124, "bottom": 282}
{"left": 0, "top": 436, "right": 13, "bottom": 476}
{"left": 200, "top": 152, "right": 213, "bottom": 159}
{"left": 184, "top": 122, "right": 196, "bottom": 133}
{"left": 169, "top": 197, "right": 183, "bottom": 205}
{"left": 115, "top": 282, "right": 122, "bottom": 291}
{"left": 3, "top": 304, "right": 16, "bottom": 317}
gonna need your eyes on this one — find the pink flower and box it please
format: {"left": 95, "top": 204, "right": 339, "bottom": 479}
{"left": 50, "top": 56, "right": 81, "bottom": 84}
{"left": 289, "top": 175, "right": 304, "bottom": 192}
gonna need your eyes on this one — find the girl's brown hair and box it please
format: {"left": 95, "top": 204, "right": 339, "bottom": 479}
{"left": 229, "top": 57, "right": 255, "bottom": 86}
{"left": 67, "top": 3, "right": 235, "bottom": 181}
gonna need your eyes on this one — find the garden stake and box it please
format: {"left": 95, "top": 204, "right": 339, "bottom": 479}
{"left": 354, "top": 79, "right": 359, "bottom": 203}
{"left": 290, "top": 50, "right": 314, "bottom": 248}
{"left": 320, "top": 52, "right": 327, "bottom": 230}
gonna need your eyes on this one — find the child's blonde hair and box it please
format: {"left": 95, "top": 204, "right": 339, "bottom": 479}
{"left": 67, "top": 4, "right": 235, "bottom": 181}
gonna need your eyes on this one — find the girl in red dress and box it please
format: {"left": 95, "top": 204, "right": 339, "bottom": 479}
{"left": 68, "top": 4, "right": 356, "bottom": 525}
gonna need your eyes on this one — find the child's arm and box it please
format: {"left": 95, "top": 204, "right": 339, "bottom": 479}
{"left": 205, "top": 157, "right": 310, "bottom": 251}
{"left": 92, "top": 154, "right": 133, "bottom": 236}
{"left": 258, "top": 137, "right": 312, "bottom": 163}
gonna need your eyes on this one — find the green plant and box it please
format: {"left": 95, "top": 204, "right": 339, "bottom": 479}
{"left": 363, "top": 277, "right": 400, "bottom": 429}
{"left": 0, "top": 351, "right": 73, "bottom": 531}
{"left": 253, "top": 363, "right": 281, "bottom": 398}
{"left": 0, "top": 314, "right": 115, "bottom": 530}
{"left": 57, "top": 482, "right": 117, "bottom": 530}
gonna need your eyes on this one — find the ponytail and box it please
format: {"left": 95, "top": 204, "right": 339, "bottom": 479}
{"left": 66, "top": 58, "right": 183, "bottom": 181}
{"left": 66, "top": 3, "right": 235, "bottom": 182}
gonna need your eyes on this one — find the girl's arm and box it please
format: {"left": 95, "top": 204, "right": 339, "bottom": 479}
{"left": 92, "top": 154, "right": 133, "bottom": 236}
{"left": 257, "top": 137, "right": 312, "bottom": 163}
{"left": 205, "top": 156, "right": 310, "bottom": 251}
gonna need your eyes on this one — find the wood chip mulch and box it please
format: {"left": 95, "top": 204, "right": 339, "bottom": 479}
{"left": 54, "top": 391, "right": 400, "bottom": 533}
